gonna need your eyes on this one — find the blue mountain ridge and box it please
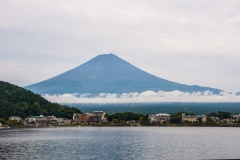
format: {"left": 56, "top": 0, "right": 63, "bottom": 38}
{"left": 25, "top": 53, "right": 222, "bottom": 94}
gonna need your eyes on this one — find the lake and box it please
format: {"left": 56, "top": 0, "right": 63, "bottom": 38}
{"left": 0, "top": 127, "right": 240, "bottom": 159}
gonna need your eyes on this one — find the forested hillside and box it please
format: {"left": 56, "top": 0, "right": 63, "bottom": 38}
{"left": 0, "top": 81, "right": 81, "bottom": 120}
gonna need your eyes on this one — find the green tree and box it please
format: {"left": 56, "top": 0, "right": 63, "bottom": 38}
{"left": 205, "top": 117, "right": 216, "bottom": 126}
{"left": 139, "top": 116, "right": 144, "bottom": 124}
{"left": 0, "top": 118, "right": 6, "bottom": 125}
{"left": 6, "top": 120, "right": 17, "bottom": 127}
{"left": 105, "top": 112, "right": 147, "bottom": 122}
{"left": 113, "top": 119, "right": 119, "bottom": 124}
{"left": 0, "top": 81, "right": 82, "bottom": 119}
{"left": 170, "top": 112, "right": 182, "bottom": 123}
{"left": 183, "top": 120, "right": 192, "bottom": 125}
{"left": 198, "top": 117, "right": 203, "bottom": 125}
{"left": 217, "top": 111, "right": 231, "bottom": 120}
{"left": 207, "top": 112, "right": 218, "bottom": 117}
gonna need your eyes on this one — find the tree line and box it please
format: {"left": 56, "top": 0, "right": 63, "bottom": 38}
{"left": 0, "top": 81, "right": 81, "bottom": 120}
{"left": 105, "top": 112, "right": 148, "bottom": 124}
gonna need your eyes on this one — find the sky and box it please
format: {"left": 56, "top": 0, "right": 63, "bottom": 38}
{"left": 1, "top": 0, "right": 240, "bottom": 94}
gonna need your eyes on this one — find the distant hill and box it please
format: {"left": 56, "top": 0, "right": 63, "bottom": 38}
{"left": 0, "top": 81, "right": 81, "bottom": 120}
{"left": 25, "top": 53, "right": 221, "bottom": 94}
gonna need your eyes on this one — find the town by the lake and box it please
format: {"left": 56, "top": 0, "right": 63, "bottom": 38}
{"left": 1, "top": 110, "right": 240, "bottom": 129}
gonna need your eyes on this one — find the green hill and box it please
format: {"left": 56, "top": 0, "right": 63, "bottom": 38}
{"left": 0, "top": 81, "right": 81, "bottom": 120}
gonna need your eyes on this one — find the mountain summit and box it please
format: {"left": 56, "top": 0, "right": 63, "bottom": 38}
{"left": 25, "top": 54, "right": 221, "bottom": 94}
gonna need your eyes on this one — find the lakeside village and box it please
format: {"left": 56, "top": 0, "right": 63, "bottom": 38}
{"left": 1, "top": 110, "right": 240, "bottom": 129}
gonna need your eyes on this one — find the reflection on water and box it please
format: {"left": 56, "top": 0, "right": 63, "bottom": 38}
{"left": 0, "top": 127, "right": 240, "bottom": 160}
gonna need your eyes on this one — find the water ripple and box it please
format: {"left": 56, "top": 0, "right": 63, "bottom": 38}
{"left": 0, "top": 127, "right": 240, "bottom": 159}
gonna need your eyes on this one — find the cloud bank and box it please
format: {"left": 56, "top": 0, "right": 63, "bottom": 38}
{"left": 43, "top": 90, "right": 240, "bottom": 103}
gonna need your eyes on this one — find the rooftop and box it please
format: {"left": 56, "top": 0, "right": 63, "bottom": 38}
{"left": 183, "top": 115, "right": 206, "bottom": 118}
{"left": 9, "top": 116, "right": 21, "bottom": 118}
{"left": 156, "top": 113, "right": 170, "bottom": 116}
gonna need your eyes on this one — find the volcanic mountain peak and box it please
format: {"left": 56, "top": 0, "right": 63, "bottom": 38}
{"left": 25, "top": 53, "right": 221, "bottom": 94}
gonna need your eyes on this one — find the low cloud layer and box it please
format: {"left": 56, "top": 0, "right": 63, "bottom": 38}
{"left": 43, "top": 90, "right": 240, "bottom": 103}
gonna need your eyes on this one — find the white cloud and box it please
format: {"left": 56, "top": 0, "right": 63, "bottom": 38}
{"left": 43, "top": 90, "right": 240, "bottom": 103}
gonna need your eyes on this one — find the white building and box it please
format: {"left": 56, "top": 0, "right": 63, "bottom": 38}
{"left": 232, "top": 114, "right": 240, "bottom": 120}
{"left": 57, "top": 118, "right": 69, "bottom": 124}
{"left": 73, "top": 113, "right": 81, "bottom": 123}
{"left": 149, "top": 113, "right": 171, "bottom": 123}
{"left": 9, "top": 116, "right": 22, "bottom": 122}
{"left": 33, "top": 115, "right": 46, "bottom": 122}
{"left": 46, "top": 115, "right": 57, "bottom": 121}
{"left": 182, "top": 113, "right": 206, "bottom": 122}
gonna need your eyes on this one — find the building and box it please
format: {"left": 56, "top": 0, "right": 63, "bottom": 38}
{"left": 149, "top": 113, "right": 171, "bottom": 123}
{"left": 225, "top": 118, "right": 235, "bottom": 124}
{"left": 9, "top": 116, "right": 22, "bottom": 122}
{"left": 78, "top": 113, "right": 90, "bottom": 123}
{"left": 57, "top": 118, "right": 68, "bottom": 123}
{"left": 88, "top": 111, "right": 106, "bottom": 123}
{"left": 210, "top": 117, "right": 219, "bottom": 122}
{"left": 232, "top": 114, "right": 240, "bottom": 120}
{"left": 46, "top": 115, "right": 57, "bottom": 121}
{"left": 92, "top": 111, "right": 105, "bottom": 118}
{"left": 57, "top": 118, "right": 70, "bottom": 125}
{"left": 73, "top": 113, "right": 81, "bottom": 123}
{"left": 33, "top": 115, "right": 47, "bottom": 123}
{"left": 73, "top": 111, "right": 106, "bottom": 123}
{"left": 46, "top": 115, "right": 58, "bottom": 124}
{"left": 182, "top": 113, "right": 206, "bottom": 122}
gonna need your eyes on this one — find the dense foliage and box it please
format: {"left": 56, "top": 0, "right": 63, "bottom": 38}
{"left": 105, "top": 112, "right": 148, "bottom": 122}
{"left": 207, "top": 111, "right": 231, "bottom": 119}
{"left": 170, "top": 112, "right": 182, "bottom": 123}
{"left": 0, "top": 81, "right": 81, "bottom": 120}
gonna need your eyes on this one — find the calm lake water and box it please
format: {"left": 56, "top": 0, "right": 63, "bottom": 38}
{"left": 0, "top": 127, "right": 240, "bottom": 160}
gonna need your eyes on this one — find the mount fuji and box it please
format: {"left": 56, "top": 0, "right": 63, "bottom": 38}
{"left": 25, "top": 54, "right": 221, "bottom": 94}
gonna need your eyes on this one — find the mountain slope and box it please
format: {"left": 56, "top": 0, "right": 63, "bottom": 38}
{"left": 0, "top": 81, "right": 81, "bottom": 119}
{"left": 25, "top": 54, "right": 221, "bottom": 94}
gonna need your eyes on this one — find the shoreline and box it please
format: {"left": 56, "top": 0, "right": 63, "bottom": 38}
{"left": 1, "top": 124, "right": 240, "bottom": 131}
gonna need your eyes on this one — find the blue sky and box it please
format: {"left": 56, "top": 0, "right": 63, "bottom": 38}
{"left": 0, "top": 0, "right": 240, "bottom": 92}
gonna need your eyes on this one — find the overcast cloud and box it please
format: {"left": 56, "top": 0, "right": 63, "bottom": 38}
{"left": 43, "top": 91, "right": 240, "bottom": 103}
{"left": 0, "top": 1, "right": 240, "bottom": 93}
